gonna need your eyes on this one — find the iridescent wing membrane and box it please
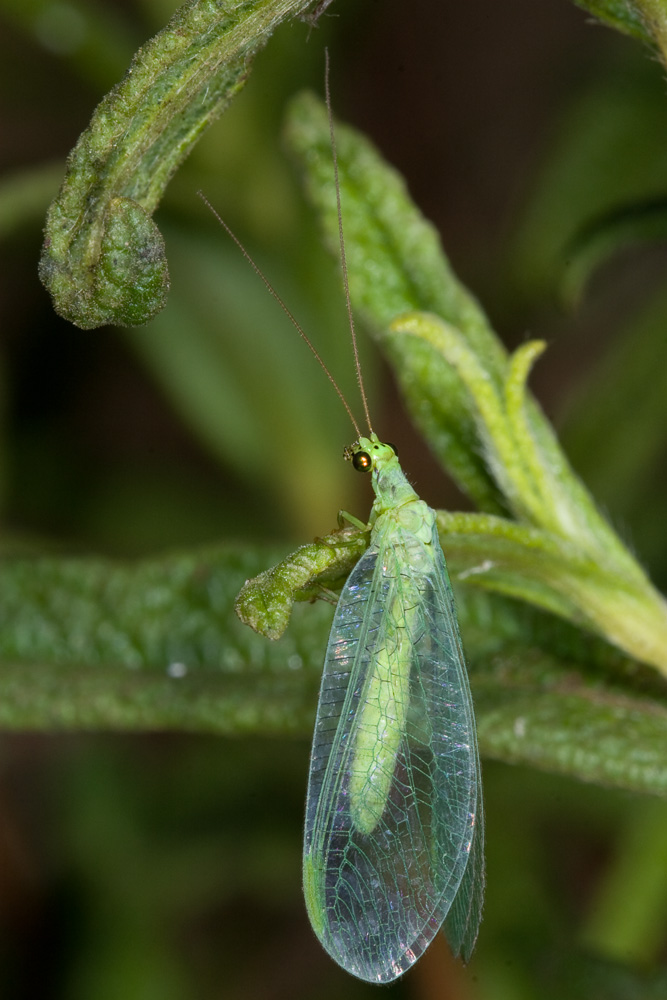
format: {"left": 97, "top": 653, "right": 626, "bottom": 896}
{"left": 303, "top": 508, "right": 481, "bottom": 983}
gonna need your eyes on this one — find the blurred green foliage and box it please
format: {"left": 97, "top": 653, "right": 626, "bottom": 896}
{"left": 1, "top": 1, "right": 667, "bottom": 998}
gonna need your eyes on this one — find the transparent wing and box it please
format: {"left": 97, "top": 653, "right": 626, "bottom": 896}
{"left": 443, "top": 765, "right": 485, "bottom": 961}
{"left": 303, "top": 516, "right": 482, "bottom": 983}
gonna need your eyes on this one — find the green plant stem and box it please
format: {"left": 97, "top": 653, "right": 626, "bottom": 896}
{"left": 282, "top": 93, "right": 667, "bottom": 675}
{"left": 39, "top": 0, "right": 322, "bottom": 329}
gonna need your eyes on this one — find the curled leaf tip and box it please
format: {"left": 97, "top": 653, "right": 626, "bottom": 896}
{"left": 235, "top": 527, "right": 368, "bottom": 639}
{"left": 39, "top": 0, "right": 322, "bottom": 329}
{"left": 40, "top": 196, "right": 169, "bottom": 329}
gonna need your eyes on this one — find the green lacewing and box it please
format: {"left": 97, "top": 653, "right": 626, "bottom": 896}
{"left": 210, "top": 52, "right": 484, "bottom": 983}
{"left": 302, "top": 433, "right": 484, "bottom": 982}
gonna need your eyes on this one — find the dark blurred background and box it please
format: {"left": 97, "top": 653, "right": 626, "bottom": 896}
{"left": 1, "top": 0, "right": 666, "bottom": 997}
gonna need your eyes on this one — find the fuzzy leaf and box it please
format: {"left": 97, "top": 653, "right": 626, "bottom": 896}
{"left": 39, "top": 0, "right": 325, "bottom": 329}
{"left": 235, "top": 523, "right": 368, "bottom": 639}
{"left": 0, "top": 546, "right": 665, "bottom": 800}
{"left": 285, "top": 90, "right": 507, "bottom": 514}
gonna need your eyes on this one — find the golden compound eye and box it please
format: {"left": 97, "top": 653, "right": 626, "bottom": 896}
{"left": 386, "top": 442, "right": 399, "bottom": 458}
{"left": 352, "top": 451, "right": 372, "bottom": 473}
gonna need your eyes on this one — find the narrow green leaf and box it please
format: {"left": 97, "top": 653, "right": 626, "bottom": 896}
{"left": 39, "top": 0, "right": 323, "bottom": 329}
{"left": 390, "top": 313, "right": 650, "bottom": 579}
{"left": 437, "top": 511, "right": 667, "bottom": 676}
{"left": 569, "top": 0, "right": 667, "bottom": 64}
{"left": 284, "top": 96, "right": 667, "bottom": 674}
{"left": 284, "top": 92, "right": 662, "bottom": 576}
{"left": 385, "top": 312, "right": 667, "bottom": 673}
{"left": 0, "top": 545, "right": 326, "bottom": 734}
{"left": 285, "top": 90, "right": 508, "bottom": 514}
{"left": 0, "top": 545, "right": 665, "bottom": 799}
{"left": 569, "top": 0, "right": 653, "bottom": 42}
{"left": 473, "top": 646, "right": 667, "bottom": 800}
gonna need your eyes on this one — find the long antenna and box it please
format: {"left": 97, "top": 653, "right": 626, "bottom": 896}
{"left": 324, "top": 48, "right": 374, "bottom": 435}
{"left": 197, "top": 191, "right": 361, "bottom": 439}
